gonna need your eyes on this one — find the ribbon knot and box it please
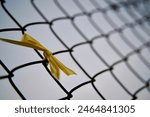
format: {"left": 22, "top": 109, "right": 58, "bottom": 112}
{"left": 0, "top": 33, "right": 76, "bottom": 80}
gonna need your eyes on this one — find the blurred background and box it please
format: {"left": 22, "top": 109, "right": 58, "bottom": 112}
{"left": 0, "top": 0, "right": 150, "bottom": 100}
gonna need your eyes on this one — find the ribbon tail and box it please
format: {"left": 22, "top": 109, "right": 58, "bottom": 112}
{"left": 51, "top": 55, "right": 76, "bottom": 76}
{"left": 50, "top": 63, "right": 60, "bottom": 80}
{"left": 47, "top": 56, "right": 60, "bottom": 80}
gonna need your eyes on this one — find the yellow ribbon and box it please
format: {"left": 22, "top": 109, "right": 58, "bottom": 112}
{"left": 0, "top": 33, "right": 76, "bottom": 80}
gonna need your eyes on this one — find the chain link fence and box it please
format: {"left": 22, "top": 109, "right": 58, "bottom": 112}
{"left": 0, "top": 0, "right": 150, "bottom": 99}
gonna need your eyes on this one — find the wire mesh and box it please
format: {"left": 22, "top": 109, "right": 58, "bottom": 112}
{"left": 0, "top": 0, "right": 150, "bottom": 100}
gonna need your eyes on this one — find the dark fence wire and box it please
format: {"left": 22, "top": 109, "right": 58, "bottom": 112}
{"left": 0, "top": 0, "right": 150, "bottom": 100}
